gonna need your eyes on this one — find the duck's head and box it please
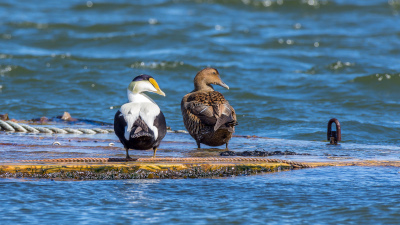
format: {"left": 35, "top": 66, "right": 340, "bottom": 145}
{"left": 194, "top": 67, "right": 229, "bottom": 91}
{"left": 128, "top": 74, "right": 166, "bottom": 96}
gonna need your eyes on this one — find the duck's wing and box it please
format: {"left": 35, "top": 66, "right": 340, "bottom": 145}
{"left": 130, "top": 116, "right": 151, "bottom": 138}
{"left": 114, "top": 110, "right": 128, "bottom": 147}
{"left": 183, "top": 91, "right": 237, "bottom": 131}
{"left": 213, "top": 102, "right": 237, "bottom": 132}
{"left": 183, "top": 92, "right": 217, "bottom": 127}
{"left": 153, "top": 110, "right": 167, "bottom": 143}
{"left": 185, "top": 102, "right": 217, "bottom": 125}
{"left": 114, "top": 108, "right": 150, "bottom": 142}
{"left": 118, "top": 103, "right": 141, "bottom": 140}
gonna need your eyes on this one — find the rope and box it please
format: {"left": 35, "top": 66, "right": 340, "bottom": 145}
{"left": 136, "top": 157, "right": 313, "bottom": 168}
{"left": 0, "top": 120, "right": 114, "bottom": 134}
{"left": 18, "top": 157, "right": 314, "bottom": 168}
{"left": 0, "top": 119, "right": 184, "bottom": 134}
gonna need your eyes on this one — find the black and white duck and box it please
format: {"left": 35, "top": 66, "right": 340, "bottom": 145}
{"left": 114, "top": 75, "right": 167, "bottom": 158}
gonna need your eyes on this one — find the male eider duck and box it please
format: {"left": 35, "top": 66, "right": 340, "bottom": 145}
{"left": 181, "top": 68, "right": 238, "bottom": 149}
{"left": 114, "top": 75, "right": 167, "bottom": 158}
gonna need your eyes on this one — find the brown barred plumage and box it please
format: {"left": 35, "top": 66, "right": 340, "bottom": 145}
{"left": 181, "top": 68, "right": 237, "bottom": 148}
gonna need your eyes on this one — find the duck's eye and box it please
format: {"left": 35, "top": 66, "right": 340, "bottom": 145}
{"left": 213, "top": 72, "right": 216, "bottom": 75}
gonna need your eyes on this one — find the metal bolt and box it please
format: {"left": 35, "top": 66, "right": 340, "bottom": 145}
{"left": 327, "top": 118, "right": 341, "bottom": 145}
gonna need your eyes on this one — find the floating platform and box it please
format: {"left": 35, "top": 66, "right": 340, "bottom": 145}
{"left": 0, "top": 159, "right": 299, "bottom": 180}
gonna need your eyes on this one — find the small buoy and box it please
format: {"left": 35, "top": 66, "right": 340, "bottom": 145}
{"left": 109, "top": 143, "right": 115, "bottom": 146}
{"left": 53, "top": 141, "right": 61, "bottom": 146}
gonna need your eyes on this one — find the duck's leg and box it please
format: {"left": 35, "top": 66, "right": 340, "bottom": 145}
{"left": 152, "top": 147, "right": 157, "bottom": 158}
{"left": 196, "top": 140, "right": 201, "bottom": 149}
{"left": 125, "top": 148, "right": 131, "bottom": 159}
{"left": 225, "top": 142, "right": 229, "bottom": 150}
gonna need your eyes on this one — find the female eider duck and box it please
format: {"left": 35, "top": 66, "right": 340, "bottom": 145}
{"left": 181, "top": 68, "right": 238, "bottom": 149}
{"left": 114, "top": 75, "right": 167, "bottom": 158}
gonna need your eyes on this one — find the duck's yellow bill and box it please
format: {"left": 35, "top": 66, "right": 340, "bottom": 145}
{"left": 149, "top": 78, "right": 166, "bottom": 96}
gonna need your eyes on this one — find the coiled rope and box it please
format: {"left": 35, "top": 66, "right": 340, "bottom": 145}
{"left": 19, "top": 157, "right": 314, "bottom": 168}
{"left": 0, "top": 119, "right": 187, "bottom": 134}
{"left": 0, "top": 120, "right": 114, "bottom": 134}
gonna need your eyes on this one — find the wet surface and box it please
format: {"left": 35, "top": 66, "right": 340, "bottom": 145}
{"left": 2, "top": 127, "right": 400, "bottom": 163}
{"left": 220, "top": 150, "right": 311, "bottom": 156}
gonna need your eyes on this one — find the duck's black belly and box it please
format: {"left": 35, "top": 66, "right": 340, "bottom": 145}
{"left": 127, "top": 136, "right": 155, "bottom": 150}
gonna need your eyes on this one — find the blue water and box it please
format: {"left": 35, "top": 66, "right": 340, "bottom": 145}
{"left": 1, "top": 167, "right": 400, "bottom": 224}
{"left": 1, "top": 0, "right": 400, "bottom": 223}
{"left": 1, "top": 0, "right": 400, "bottom": 145}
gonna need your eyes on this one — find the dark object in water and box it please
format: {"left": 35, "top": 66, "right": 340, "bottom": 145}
{"left": 40, "top": 117, "right": 49, "bottom": 123}
{"left": 0, "top": 113, "right": 9, "bottom": 120}
{"left": 327, "top": 118, "right": 341, "bottom": 145}
{"left": 59, "top": 112, "right": 78, "bottom": 122}
{"left": 220, "top": 150, "right": 310, "bottom": 157}
{"left": 30, "top": 113, "right": 112, "bottom": 125}
{"left": 30, "top": 116, "right": 49, "bottom": 124}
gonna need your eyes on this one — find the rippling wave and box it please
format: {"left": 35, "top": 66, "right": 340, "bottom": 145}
{"left": 191, "top": 0, "right": 395, "bottom": 12}
{"left": 304, "top": 61, "right": 361, "bottom": 74}
{"left": 0, "top": 65, "right": 34, "bottom": 77}
{"left": 352, "top": 73, "right": 400, "bottom": 86}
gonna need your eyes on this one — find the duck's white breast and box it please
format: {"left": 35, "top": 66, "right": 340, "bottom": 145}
{"left": 120, "top": 101, "right": 161, "bottom": 141}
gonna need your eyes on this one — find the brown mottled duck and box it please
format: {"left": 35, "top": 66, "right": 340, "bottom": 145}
{"left": 181, "top": 68, "right": 238, "bottom": 149}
